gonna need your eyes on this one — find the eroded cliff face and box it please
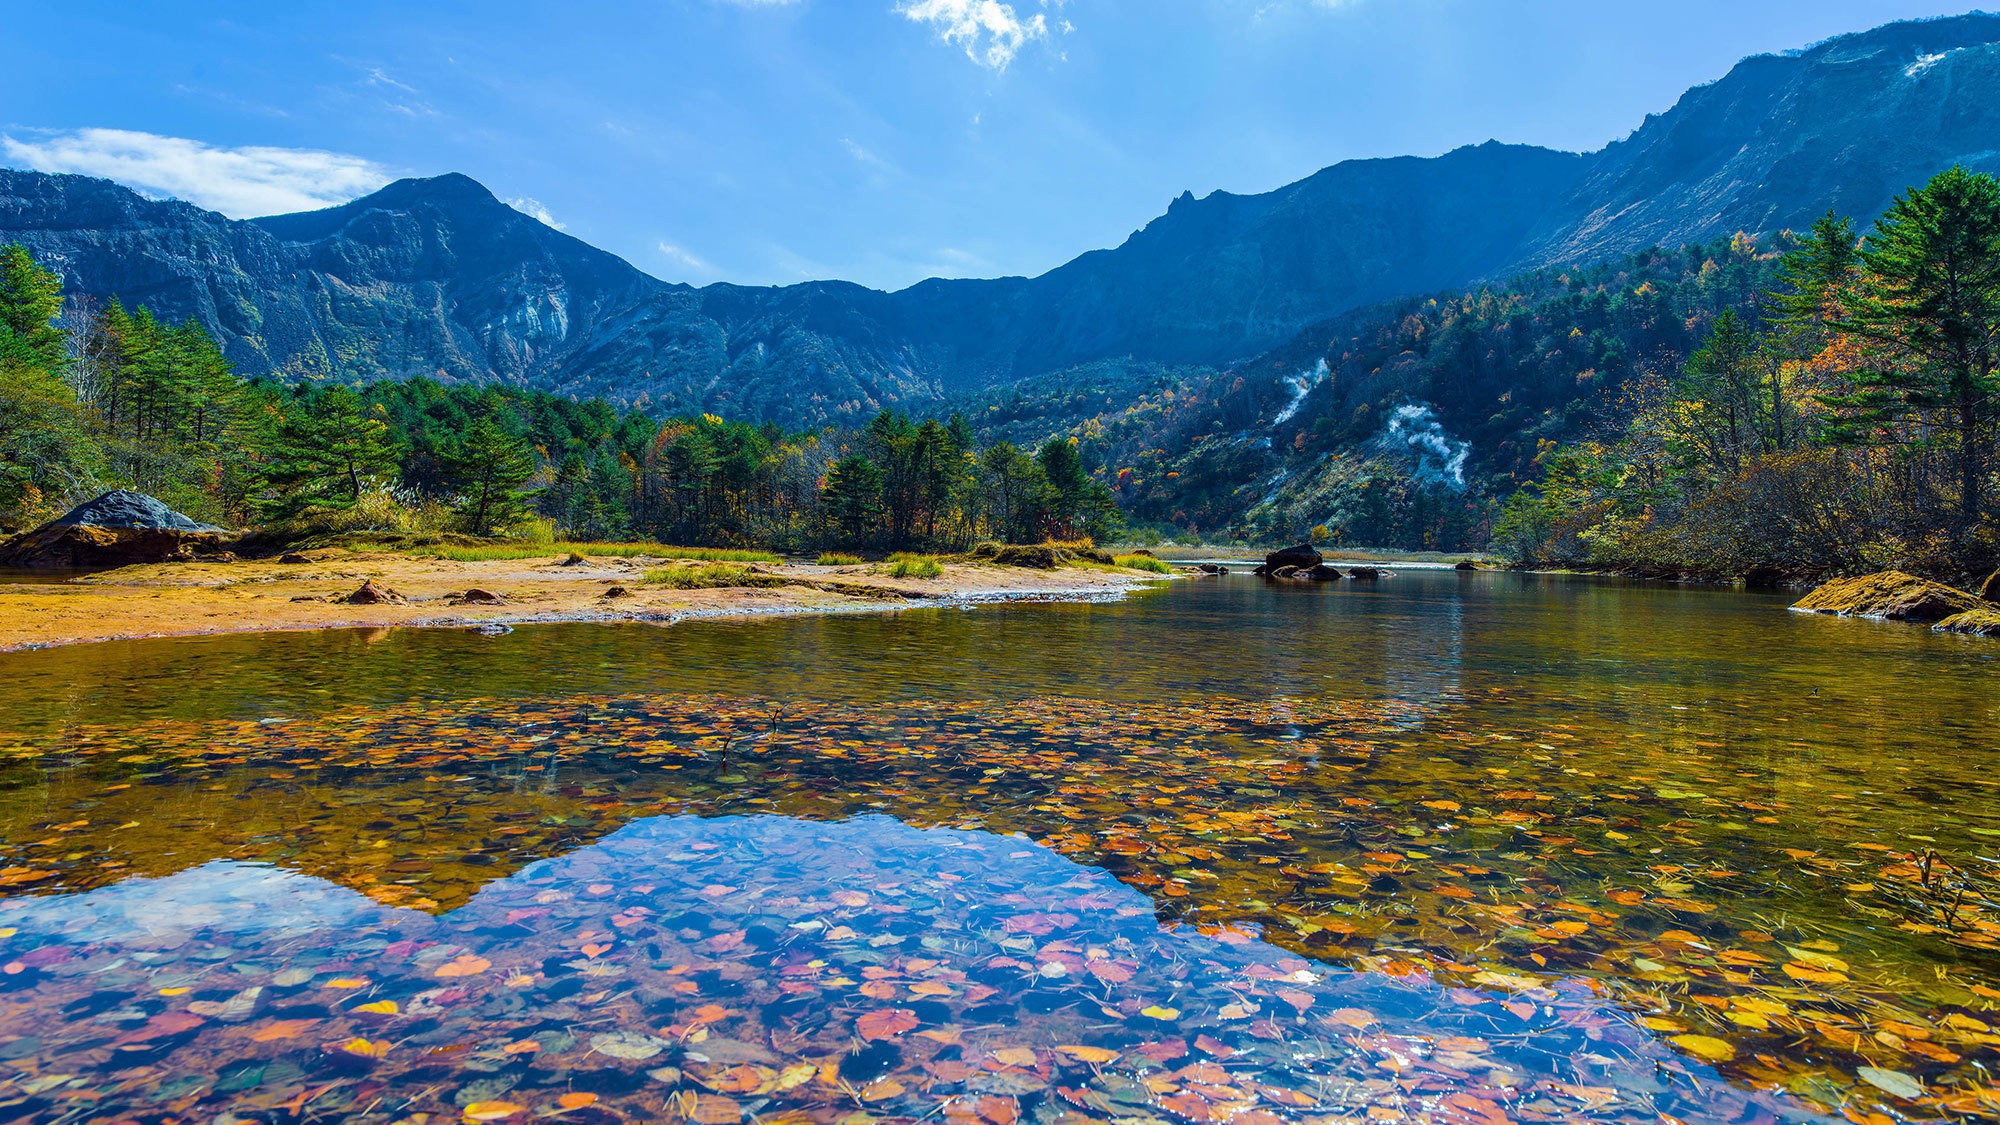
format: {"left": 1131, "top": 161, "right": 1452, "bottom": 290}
{"left": 7, "top": 13, "right": 2000, "bottom": 427}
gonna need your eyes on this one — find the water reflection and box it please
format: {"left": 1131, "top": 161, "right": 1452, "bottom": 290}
{"left": 0, "top": 814, "right": 1819, "bottom": 1124}
{"left": 2, "top": 574, "right": 1998, "bottom": 1120}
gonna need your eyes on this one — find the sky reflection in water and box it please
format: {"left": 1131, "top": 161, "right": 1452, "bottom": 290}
{"left": 1, "top": 573, "right": 1997, "bottom": 1122}
{"left": 1, "top": 814, "right": 1820, "bottom": 1124}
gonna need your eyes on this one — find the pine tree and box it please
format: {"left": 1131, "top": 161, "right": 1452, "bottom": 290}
{"left": 0, "top": 244, "right": 65, "bottom": 368}
{"left": 260, "top": 385, "right": 400, "bottom": 516}
{"left": 821, "top": 455, "right": 884, "bottom": 546}
{"left": 446, "top": 416, "right": 538, "bottom": 536}
{"left": 1836, "top": 166, "right": 2000, "bottom": 521}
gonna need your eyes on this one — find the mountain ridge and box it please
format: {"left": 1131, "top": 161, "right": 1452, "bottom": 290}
{"left": 6, "top": 12, "right": 2000, "bottom": 424}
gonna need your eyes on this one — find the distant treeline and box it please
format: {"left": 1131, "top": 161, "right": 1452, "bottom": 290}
{"left": 0, "top": 247, "right": 1115, "bottom": 550}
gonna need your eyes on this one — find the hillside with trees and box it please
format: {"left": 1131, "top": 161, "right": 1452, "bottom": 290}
{"left": 1497, "top": 167, "right": 2000, "bottom": 585}
{"left": 0, "top": 246, "right": 1115, "bottom": 553}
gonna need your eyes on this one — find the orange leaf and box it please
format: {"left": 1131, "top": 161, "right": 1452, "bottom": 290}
{"left": 251, "top": 1019, "right": 320, "bottom": 1042}
{"left": 856, "top": 1008, "right": 920, "bottom": 1041}
{"left": 436, "top": 954, "right": 492, "bottom": 978}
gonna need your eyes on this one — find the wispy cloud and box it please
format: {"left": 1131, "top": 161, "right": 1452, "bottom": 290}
{"left": 364, "top": 66, "right": 436, "bottom": 117}
{"left": 1, "top": 128, "right": 393, "bottom": 217}
{"left": 841, "top": 137, "right": 898, "bottom": 175}
{"left": 896, "top": 0, "right": 1051, "bottom": 69}
{"left": 508, "top": 197, "right": 566, "bottom": 229}
{"left": 657, "top": 242, "right": 714, "bottom": 277}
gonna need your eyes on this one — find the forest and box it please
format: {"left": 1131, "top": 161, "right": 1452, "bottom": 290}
{"left": 0, "top": 246, "right": 1115, "bottom": 553}
{"left": 3, "top": 166, "right": 1996, "bottom": 581}
{"left": 1496, "top": 166, "right": 2000, "bottom": 584}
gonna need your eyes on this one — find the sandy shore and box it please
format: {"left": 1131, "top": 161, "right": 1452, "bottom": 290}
{"left": 0, "top": 551, "right": 1167, "bottom": 652}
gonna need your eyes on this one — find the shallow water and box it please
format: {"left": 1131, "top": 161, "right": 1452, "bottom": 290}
{"left": 1, "top": 572, "right": 1997, "bottom": 1123}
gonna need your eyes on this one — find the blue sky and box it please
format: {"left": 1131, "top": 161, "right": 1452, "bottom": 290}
{"left": 1, "top": 1, "right": 1984, "bottom": 290}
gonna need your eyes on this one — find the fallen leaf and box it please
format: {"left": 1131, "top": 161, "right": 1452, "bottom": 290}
{"left": 857, "top": 1008, "right": 920, "bottom": 1041}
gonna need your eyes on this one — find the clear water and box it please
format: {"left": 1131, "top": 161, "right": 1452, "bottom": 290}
{"left": 1, "top": 572, "right": 1996, "bottom": 1123}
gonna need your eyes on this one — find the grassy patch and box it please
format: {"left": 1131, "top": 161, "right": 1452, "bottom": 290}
{"left": 886, "top": 553, "right": 944, "bottom": 579}
{"left": 421, "top": 541, "right": 779, "bottom": 563}
{"left": 1116, "top": 554, "right": 1175, "bottom": 574}
{"left": 641, "top": 563, "right": 789, "bottom": 590}
{"left": 815, "top": 552, "right": 865, "bottom": 566}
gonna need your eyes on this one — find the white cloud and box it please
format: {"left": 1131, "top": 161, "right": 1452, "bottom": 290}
{"left": 657, "top": 242, "right": 714, "bottom": 275}
{"left": 508, "top": 197, "right": 566, "bottom": 229}
{"left": 896, "top": 0, "right": 1050, "bottom": 69}
{"left": 1, "top": 128, "right": 393, "bottom": 217}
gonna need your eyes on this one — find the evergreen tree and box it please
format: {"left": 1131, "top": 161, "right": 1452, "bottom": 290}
{"left": 821, "top": 455, "right": 884, "bottom": 546}
{"left": 446, "top": 416, "right": 538, "bottom": 536}
{"left": 1835, "top": 166, "right": 2000, "bottom": 521}
{"left": 0, "top": 244, "right": 65, "bottom": 368}
{"left": 260, "top": 386, "right": 400, "bottom": 516}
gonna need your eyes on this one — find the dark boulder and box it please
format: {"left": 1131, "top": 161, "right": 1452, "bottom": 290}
{"left": 1306, "top": 564, "right": 1345, "bottom": 580}
{"left": 1271, "top": 565, "right": 1301, "bottom": 579}
{"left": 1454, "top": 561, "right": 1478, "bottom": 572}
{"left": 1194, "top": 563, "right": 1229, "bottom": 576}
{"left": 278, "top": 552, "right": 312, "bottom": 565}
{"left": 1980, "top": 570, "right": 2000, "bottom": 602}
{"left": 1253, "top": 543, "right": 1322, "bottom": 576}
{"left": 0, "top": 490, "right": 233, "bottom": 568}
{"left": 1348, "top": 567, "right": 1392, "bottom": 580}
{"left": 454, "top": 588, "right": 508, "bottom": 605}
{"left": 340, "top": 580, "right": 408, "bottom": 606}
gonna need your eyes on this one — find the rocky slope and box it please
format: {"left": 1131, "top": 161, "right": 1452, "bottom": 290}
{"left": 5, "top": 13, "right": 2000, "bottom": 425}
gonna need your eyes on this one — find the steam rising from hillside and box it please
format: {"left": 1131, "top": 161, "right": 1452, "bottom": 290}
{"left": 1380, "top": 404, "right": 1470, "bottom": 491}
{"left": 1274, "top": 359, "right": 1329, "bottom": 425}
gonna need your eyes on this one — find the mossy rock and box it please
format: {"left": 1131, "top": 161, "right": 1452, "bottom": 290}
{"left": 989, "top": 545, "right": 1060, "bottom": 569}
{"left": 1936, "top": 607, "right": 2000, "bottom": 636}
{"left": 1792, "top": 571, "right": 1981, "bottom": 623}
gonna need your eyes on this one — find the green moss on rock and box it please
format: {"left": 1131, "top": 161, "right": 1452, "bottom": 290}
{"left": 1791, "top": 571, "right": 1982, "bottom": 623}
{"left": 1936, "top": 607, "right": 2000, "bottom": 636}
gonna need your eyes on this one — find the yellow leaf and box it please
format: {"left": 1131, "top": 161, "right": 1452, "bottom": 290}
{"left": 990, "top": 1047, "right": 1037, "bottom": 1067}
{"left": 1140, "top": 1005, "right": 1180, "bottom": 1020}
{"left": 462, "top": 1102, "right": 524, "bottom": 1121}
{"left": 1671, "top": 1034, "right": 1735, "bottom": 1062}
{"left": 324, "top": 978, "right": 370, "bottom": 989}
{"left": 159, "top": 986, "right": 191, "bottom": 996}
{"left": 770, "top": 1063, "right": 818, "bottom": 1092}
{"left": 354, "top": 1000, "right": 399, "bottom": 1015}
{"left": 341, "top": 1037, "right": 394, "bottom": 1059}
{"left": 1055, "top": 1045, "right": 1119, "bottom": 1064}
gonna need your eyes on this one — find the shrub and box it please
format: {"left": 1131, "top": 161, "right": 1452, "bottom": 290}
{"left": 886, "top": 553, "right": 943, "bottom": 579}
{"left": 1116, "top": 553, "right": 1174, "bottom": 574}
{"left": 816, "top": 552, "right": 865, "bottom": 566}
{"left": 641, "top": 563, "right": 787, "bottom": 589}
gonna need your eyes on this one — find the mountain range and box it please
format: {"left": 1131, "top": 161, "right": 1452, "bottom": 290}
{"left": 6, "top": 13, "right": 2000, "bottom": 427}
